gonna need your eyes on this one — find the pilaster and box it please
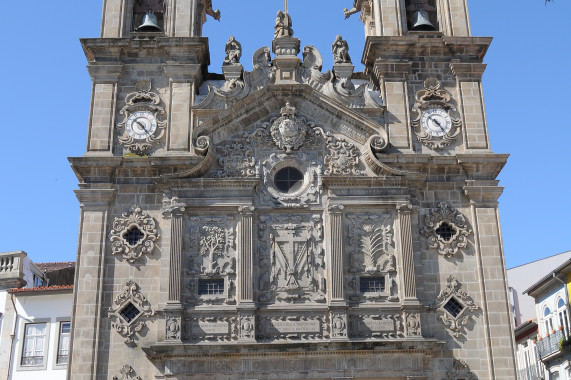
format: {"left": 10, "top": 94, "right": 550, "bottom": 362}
{"left": 85, "top": 65, "right": 123, "bottom": 154}
{"left": 464, "top": 181, "right": 517, "bottom": 379}
{"left": 450, "top": 62, "right": 490, "bottom": 150}
{"left": 68, "top": 185, "right": 116, "bottom": 380}
{"left": 238, "top": 206, "right": 255, "bottom": 304}
{"left": 374, "top": 61, "right": 413, "bottom": 150}
{"left": 164, "top": 64, "right": 203, "bottom": 153}
{"left": 396, "top": 203, "right": 419, "bottom": 303}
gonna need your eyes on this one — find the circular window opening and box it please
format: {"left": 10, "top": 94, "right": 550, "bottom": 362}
{"left": 274, "top": 167, "right": 304, "bottom": 194}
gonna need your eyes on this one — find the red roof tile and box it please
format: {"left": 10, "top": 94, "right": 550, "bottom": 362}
{"left": 8, "top": 285, "right": 74, "bottom": 293}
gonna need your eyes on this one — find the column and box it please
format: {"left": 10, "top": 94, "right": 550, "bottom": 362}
{"left": 238, "top": 206, "right": 256, "bottom": 342}
{"left": 464, "top": 180, "right": 517, "bottom": 379}
{"left": 328, "top": 205, "right": 348, "bottom": 341}
{"left": 443, "top": 0, "right": 471, "bottom": 37}
{"left": 101, "top": 0, "right": 127, "bottom": 38}
{"left": 379, "top": 0, "right": 405, "bottom": 36}
{"left": 86, "top": 65, "right": 124, "bottom": 154}
{"left": 450, "top": 62, "right": 489, "bottom": 150}
{"left": 396, "top": 203, "right": 419, "bottom": 303}
{"left": 68, "top": 185, "right": 116, "bottom": 379}
{"left": 164, "top": 64, "right": 203, "bottom": 153}
{"left": 374, "top": 61, "right": 413, "bottom": 150}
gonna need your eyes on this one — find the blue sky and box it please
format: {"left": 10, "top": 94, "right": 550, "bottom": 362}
{"left": 2, "top": 1, "right": 569, "bottom": 268}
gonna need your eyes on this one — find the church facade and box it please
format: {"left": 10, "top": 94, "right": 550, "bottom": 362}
{"left": 68, "top": 0, "right": 517, "bottom": 379}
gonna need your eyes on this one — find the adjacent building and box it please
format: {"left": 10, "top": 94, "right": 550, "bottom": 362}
{"left": 524, "top": 259, "right": 571, "bottom": 379}
{"left": 68, "top": 0, "right": 517, "bottom": 378}
{"left": 0, "top": 251, "right": 74, "bottom": 380}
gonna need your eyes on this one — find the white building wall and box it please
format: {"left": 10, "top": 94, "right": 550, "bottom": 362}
{"left": 9, "top": 292, "right": 72, "bottom": 380}
{"left": 508, "top": 251, "right": 571, "bottom": 326}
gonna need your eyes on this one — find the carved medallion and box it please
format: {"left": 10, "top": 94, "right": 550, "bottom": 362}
{"left": 108, "top": 280, "right": 155, "bottom": 344}
{"left": 109, "top": 205, "right": 160, "bottom": 264}
{"left": 421, "top": 202, "right": 471, "bottom": 258}
{"left": 215, "top": 142, "right": 256, "bottom": 177}
{"left": 112, "top": 365, "right": 141, "bottom": 380}
{"left": 165, "top": 314, "right": 181, "bottom": 340}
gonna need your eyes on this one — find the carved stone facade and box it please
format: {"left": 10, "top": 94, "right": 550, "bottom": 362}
{"left": 69, "top": 1, "right": 517, "bottom": 379}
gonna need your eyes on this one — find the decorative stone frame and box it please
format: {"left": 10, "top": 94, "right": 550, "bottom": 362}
{"left": 16, "top": 319, "right": 51, "bottom": 372}
{"left": 411, "top": 77, "right": 462, "bottom": 150}
{"left": 262, "top": 153, "right": 322, "bottom": 208}
{"left": 421, "top": 202, "right": 471, "bottom": 258}
{"left": 109, "top": 205, "right": 160, "bottom": 264}
{"left": 116, "top": 79, "right": 166, "bottom": 155}
{"left": 435, "top": 276, "right": 478, "bottom": 339}
{"left": 108, "top": 280, "right": 155, "bottom": 344}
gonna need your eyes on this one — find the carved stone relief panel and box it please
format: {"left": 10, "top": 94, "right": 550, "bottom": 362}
{"left": 108, "top": 280, "right": 155, "bottom": 345}
{"left": 257, "top": 313, "right": 328, "bottom": 341}
{"left": 345, "top": 213, "right": 398, "bottom": 303}
{"left": 348, "top": 313, "right": 404, "bottom": 339}
{"left": 257, "top": 214, "right": 325, "bottom": 304}
{"left": 185, "top": 315, "right": 238, "bottom": 342}
{"left": 165, "top": 314, "right": 181, "bottom": 341}
{"left": 112, "top": 364, "right": 141, "bottom": 380}
{"left": 186, "top": 215, "right": 237, "bottom": 306}
{"left": 330, "top": 311, "right": 348, "bottom": 339}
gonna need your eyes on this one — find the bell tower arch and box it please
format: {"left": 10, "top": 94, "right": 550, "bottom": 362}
{"left": 100, "top": 0, "right": 220, "bottom": 38}
{"left": 346, "top": 0, "right": 471, "bottom": 37}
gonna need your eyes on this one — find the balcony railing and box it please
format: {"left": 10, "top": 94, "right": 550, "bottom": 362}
{"left": 518, "top": 363, "right": 542, "bottom": 380}
{"left": 537, "top": 329, "right": 567, "bottom": 358}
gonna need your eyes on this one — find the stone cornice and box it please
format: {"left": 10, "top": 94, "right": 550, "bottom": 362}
{"left": 362, "top": 36, "right": 492, "bottom": 72}
{"left": 463, "top": 180, "right": 504, "bottom": 205}
{"left": 74, "top": 185, "right": 116, "bottom": 207}
{"left": 81, "top": 37, "right": 209, "bottom": 66}
{"left": 450, "top": 62, "right": 487, "bottom": 81}
{"left": 86, "top": 64, "right": 124, "bottom": 83}
{"left": 163, "top": 63, "right": 203, "bottom": 83}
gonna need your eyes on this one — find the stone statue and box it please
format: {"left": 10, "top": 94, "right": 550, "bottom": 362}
{"left": 203, "top": 0, "right": 221, "bottom": 21}
{"left": 332, "top": 35, "right": 351, "bottom": 64}
{"left": 134, "top": 0, "right": 165, "bottom": 14}
{"left": 274, "top": 11, "right": 293, "bottom": 38}
{"left": 344, "top": 0, "right": 363, "bottom": 19}
{"left": 223, "top": 36, "right": 242, "bottom": 65}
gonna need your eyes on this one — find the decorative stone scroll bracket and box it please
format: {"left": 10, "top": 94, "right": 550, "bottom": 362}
{"left": 108, "top": 280, "right": 155, "bottom": 345}
{"left": 109, "top": 205, "right": 160, "bottom": 264}
{"left": 433, "top": 276, "right": 479, "bottom": 339}
{"left": 411, "top": 78, "right": 462, "bottom": 150}
{"left": 420, "top": 202, "right": 471, "bottom": 259}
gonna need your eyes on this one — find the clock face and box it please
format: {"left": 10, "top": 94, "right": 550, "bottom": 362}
{"left": 421, "top": 108, "right": 452, "bottom": 137}
{"left": 125, "top": 111, "right": 157, "bottom": 140}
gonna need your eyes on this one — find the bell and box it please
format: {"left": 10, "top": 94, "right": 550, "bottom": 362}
{"left": 136, "top": 12, "right": 162, "bottom": 32}
{"left": 410, "top": 10, "right": 436, "bottom": 31}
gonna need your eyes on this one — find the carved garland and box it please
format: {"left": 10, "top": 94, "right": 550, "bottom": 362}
{"left": 421, "top": 202, "right": 471, "bottom": 258}
{"left": 411, "top": 77, "right": 462, "bottom": 150}
{"left": 116, "top": 79, "right": 166, "bottom": 155}
{"left": 109, "top": 205, "right": 160, "bottom": 264}
{"left": 108, "top": 280, "right": 155, "bottom": 344}
{"left": 435, "top": 276, "right": 479, "bottom": 339}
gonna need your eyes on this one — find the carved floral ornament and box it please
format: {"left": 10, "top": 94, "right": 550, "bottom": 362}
{"left": 108, "top": 280, "right": 155, "bottom": 344}
{"left": 421, "top": 202, "right": 471, "bottom": 258}
{"left": 411, "top": 77, "right": 462, "bottom": 150}
{"left": 109, "top": 205, "right": 160, "bottom": 264}
{"left": 116, "top": 79, "right": 167, "bottom": 155}
{"left": 434, "top": 276, "right": 479, "bottom": 339}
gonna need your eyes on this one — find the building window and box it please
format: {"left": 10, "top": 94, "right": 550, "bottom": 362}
{"left": 551, "top": 371, "right": 560, "bottom": 380}
{"left": 21, "top": 323, "right": 46, "bottom": 366}
{"left": 56, "top": 322, "right": 71, "bottom": 365}
{"left": 33, "top": 274, "right": 44, "bottom": 287}
{"left": 443, "top": 297, "right": 465, "bottom": 318}
{"left": 119, "top": 302, "right": 141, "bottom": 323}
{"left": 198, "top": 279, "right": 224, "bottom": 295}
{"left": 557, "top": 298, "right": 569, "bottom": 336}
{"left": 274, "top": 167, "right": 304, "bottom": 194}
{"left": 360, "top": 277, "right": 386, "bottom": 293}
{"left": 544, "top": 306, "right": 554, "bottom": 334}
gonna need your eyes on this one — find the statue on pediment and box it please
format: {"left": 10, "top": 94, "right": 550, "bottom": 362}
{"left": 223, "top": 36, "right": 242, "bottom": 65}
{"left": 332, "top": 35, "right": 351, "bottom": 64}
{"left": 274, "top": 10, "right": 293, "bottom": 38}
